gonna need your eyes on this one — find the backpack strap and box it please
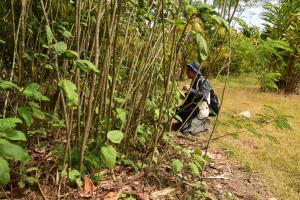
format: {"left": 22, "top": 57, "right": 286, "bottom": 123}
{"left": 195, "top": 77, "right": 210, "bottom": 104}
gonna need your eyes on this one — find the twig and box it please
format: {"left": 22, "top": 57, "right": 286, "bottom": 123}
{"left": 201, "top": 0, "right": 239, "bottom": 180}
{"left": 203, "top": 174, "right": 229, "bottom": 180}
{"left": 37, "top": 180, "right": 48, "bottom": 200}
{"left": 0, "top": 186, "right": 10, "bottom": 200}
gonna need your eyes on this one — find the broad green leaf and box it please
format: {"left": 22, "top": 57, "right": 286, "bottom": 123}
{"left": 195, "top": 33, "right": 208, "bottom": 61}
{"left": 211, "top": 15, "right": 229, "bottom": 31}
{"left": 107, "top": 130, "right": 124, "bottom": 144}
{"left": 68, "top": 169, "right": 80, "bottom": 181}
{"left": 31, "top": 107, "right": 46, "bottom": 120}
{"left": 44, "top": 64, "right": 54, "bottom": 70}
{"left": 0, "top": 157, "right": 10, "bottom": 185}
{"left": 0, "top": 139, "right": 30, "bottom": 163}
{"left": 0, "top": 118, "right": 22, "bottom": 131}
{"left": 171, "top": 159, "right": 183, "bottom": 173}
{"left": 18, "top": 106, "right": 32, "bottom": 127}
{"left": 53, "top": 41, "right": 67, "bottom": 54}
{"left": 188, "top": 162, "right": 200, "bottom": 176}
{"left": 28, "top": 101, "right": 40, "bottom": 109}
{"left": 34, "top": 53, "right": 49, "bottom": 60}
{"left": 76, "top": 178, "right": 83, "bottom": 187}
{"left": 116, "top": 108, "right": 126, "bottom": 123}
{"left": 45, "top": 25, "right": 53, "bottom": 45}
{"left": 22, "top": 83, "right": 49, "bottom": 101}
{"left": 63, "top": 30, "right": 73, "bottom": 38}
{"left": 58, "top": 80, "right": 78, "bottom": 109}
{"left": 115, "top": 97, "right": 125, "bottom": 103}
{"left": 60, "top": 50, "right": 79, "bottom": 59}
{"left": 74, "top": 59, "right": 100, "bottom": 74}
{"left": 101, "top": 145, "right": 117, "bottom": 169}
{"left": 0, "top": 81, "right": 20, "bottom": 90}
{"left": 0, "top": 130, "right": 27, "bottom": 141}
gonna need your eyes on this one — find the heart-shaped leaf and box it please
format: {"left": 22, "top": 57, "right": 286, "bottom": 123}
{"left": 0, "top": 81, "right": 20, "bottom": 90}
{"left": 58, "top": 80, "right": 79, "bottom": 109}
{"left": 53, "top": 41, "right": 67, "bottom": 54}
{"left": 107, "top": 130, "right": 124, "bottom": 144}
{"left": 18, "top": 106, "right": 32, "bottom": 127}
{"left": 60, "top": 50, "right": 79, "bottom": 59}
{"left": 45, "top": 25, "right": 53, "bottom": 45}
{"left": 0, "top": 139, "right": 30, "bottom": 163}
{"left": 195, "top": 33, "right": 208, "bottom": 61}
{"left": 0, "top": 118, "right": 22, "bottom": 131}
{"left": 22, "top": 83, "right": 49, "bottom": 101}
{"left": 0, "top": 130, "right": 27, "bottom": 141}
{"left": 101, "top": 145, "right": 117, "bottom": 169}
{"left": 74, "top": 59, "right": 100, "bottom": 74}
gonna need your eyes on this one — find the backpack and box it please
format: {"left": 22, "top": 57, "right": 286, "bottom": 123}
{"left": 209, "top": 89, "right": 220, "bottom": 116}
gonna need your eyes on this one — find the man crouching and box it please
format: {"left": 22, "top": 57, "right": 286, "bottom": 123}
{"left": 173, "top": 62, "right": 211, "bottom": 135}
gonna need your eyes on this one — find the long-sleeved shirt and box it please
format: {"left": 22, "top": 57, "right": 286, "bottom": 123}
{"left": 185, "top": 75, "right": 211, "bottom": 107}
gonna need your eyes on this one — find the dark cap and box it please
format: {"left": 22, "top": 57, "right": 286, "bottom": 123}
{"left": 186, "top": 62, "right": 201, "bottom": 73}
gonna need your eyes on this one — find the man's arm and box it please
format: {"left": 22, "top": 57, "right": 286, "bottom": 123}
{"left": 187, "top": 79, "right": 211, "bottom": 102}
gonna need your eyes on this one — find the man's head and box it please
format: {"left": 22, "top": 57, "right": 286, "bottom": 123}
{"left": 186, "top": 62, "right": 201, "bottom": 79}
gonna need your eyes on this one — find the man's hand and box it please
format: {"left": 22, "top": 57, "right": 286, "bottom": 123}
{"left": 182, "top": 85, "right": 190, "bottom": 91}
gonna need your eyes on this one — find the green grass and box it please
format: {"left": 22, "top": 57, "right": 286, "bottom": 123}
{"left": 213, "top": 73, "right": 259, "bottom": 89}
{"left": 210, "top": 74, "right": 300, "bottom": 199}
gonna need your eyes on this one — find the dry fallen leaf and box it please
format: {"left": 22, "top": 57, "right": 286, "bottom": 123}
{"left": 103, "top": 186, "right": 132, "bottom": 200}
{"left": 84, "top": 177, "right": 94, "bottom": 193}
{"left": 137, "top": 192, "right": 150, "bottom": 200}
{"left": 103, "top": 192, "right": 117, "bottom": 200}
{"left": 79, "top": 177, "right": 95, "bottom": 198}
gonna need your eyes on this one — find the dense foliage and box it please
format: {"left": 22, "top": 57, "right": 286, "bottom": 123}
{"left": 0, "top": 0, "right": 296, "bottom": 198}
{"left": 0, "top": 0, "right": 229, "bottom": 189}
{"left": 226, "top": 0, "right": 300, "bottom": 93}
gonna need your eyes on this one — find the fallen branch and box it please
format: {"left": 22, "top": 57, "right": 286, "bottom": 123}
{"left": 151, "top": 187, "right": 178, "bottom": 199}
{"left": 204, "top": 174, "right": 229, "bottom": 180}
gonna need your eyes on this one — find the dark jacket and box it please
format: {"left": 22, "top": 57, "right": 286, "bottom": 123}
{"left": 185, "top": 74, "right": 211, "bottom": 106}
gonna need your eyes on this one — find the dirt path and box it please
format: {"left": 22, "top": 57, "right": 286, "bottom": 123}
{"left": 175, "top": 133, "right": 275, "bottom": 200}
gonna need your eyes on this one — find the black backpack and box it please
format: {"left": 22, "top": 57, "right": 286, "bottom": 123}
{"left": 209, "top": 89, "right": 220, "bottom": 116}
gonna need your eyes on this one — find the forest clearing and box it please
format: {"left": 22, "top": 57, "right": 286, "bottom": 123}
{"left": 0, "top": 0, "right": 299, "bottom": 199}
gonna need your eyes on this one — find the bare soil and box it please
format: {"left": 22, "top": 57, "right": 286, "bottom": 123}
{"left": 174, "top": 133, "right": 274, "bottom": 200}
